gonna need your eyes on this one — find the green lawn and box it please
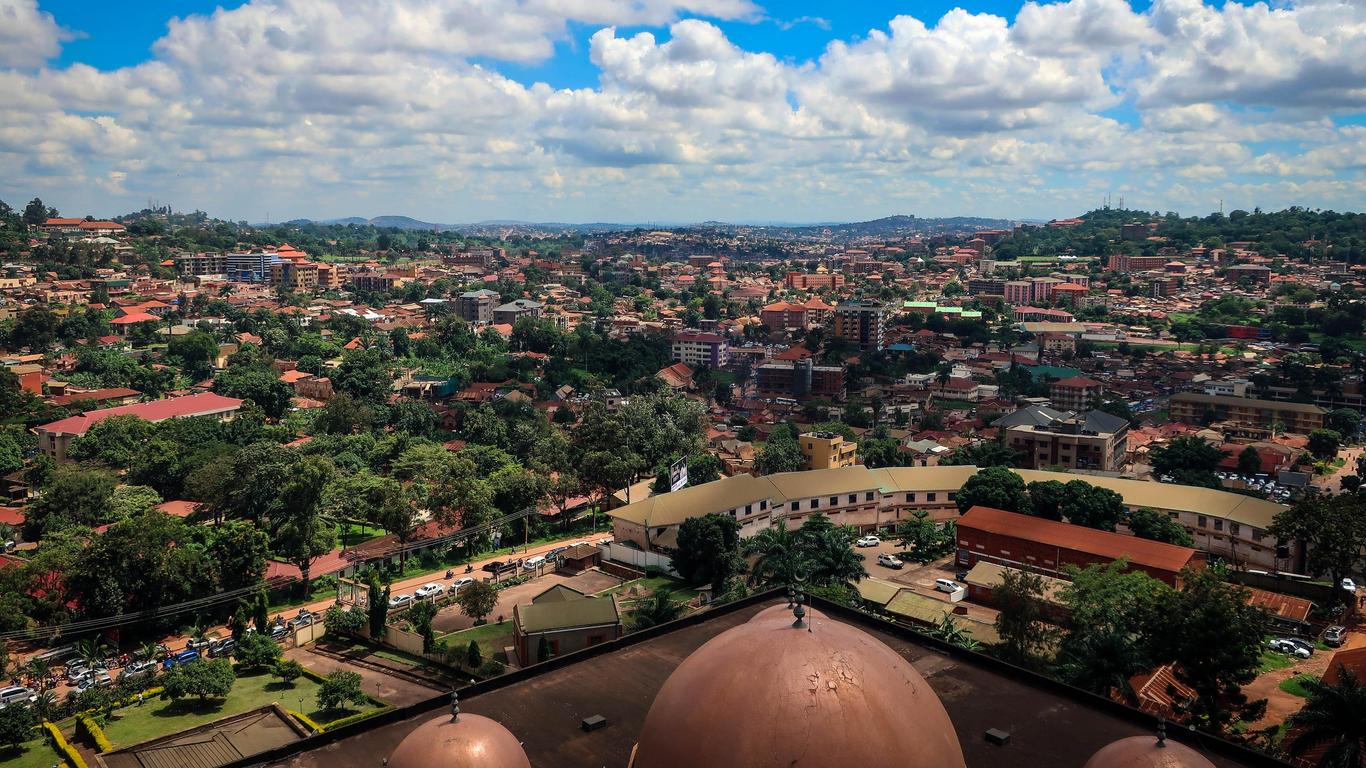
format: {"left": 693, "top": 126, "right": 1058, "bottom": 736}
{"left": 97, "top": 670, "right": 338, "bottom": 748}
{"left": 0, "top": 738, "right": 63, "bottom": 768}
{"left": 1258, "top": 651, "right": 1296, "bottom": 674}
{"left": 1279, "top": 674, "right": 1317, "bottom": 698}
{"left": 438, "top": 621, "right": 513, "bottom": 663}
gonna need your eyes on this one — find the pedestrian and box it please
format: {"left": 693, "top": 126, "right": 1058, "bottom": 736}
{"left": 137, "top": 692, "right": 144, "bottom": 707}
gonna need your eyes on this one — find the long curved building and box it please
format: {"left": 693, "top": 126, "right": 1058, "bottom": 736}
{"left": 609, "top": 465, "right": 1294, "bottom": 571}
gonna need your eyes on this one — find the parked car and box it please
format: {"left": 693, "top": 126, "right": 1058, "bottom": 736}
{"left": 1324, "top": 625, "right": 1348, "bottom": 647}
{"left": 482, "top": 560, "right": 518, "bottom": 574}
{"left": 1267, "top": 638, "right": 1310, "bottom": 659}
{"left": 596, "top": 538, "right": 613, "bottom": 546}
{"left": 0, "top": 686, "right": 35, "bottom": 709}
{"left": 451, "top": 577, "right": 474, "bottom": 593}
{"left": 269, "top": 624, "right": 289, "bottom": 641}
{"left": 855, "top": 535, "right": 880, "bottom": 548}
{"left": 545, "top": 547, "right": 568, "bottom": 562}
{"left": 388, "top": 594, "right": 414, "bottom": 610}
{"left": 163, "top": 649, "right": 199, "bottom": 670}
{"left": 90, "top": 670, "right": 113, "bottom": 688}
{"left": 186, "top": 636, "right": 215, "bottom": 652}
{"left": 415, "top": 583, "right": 445, "bottom": 599}
{"left": 209, "top": 638, "right": 236, "bottom": 658}
{"left": 288, "top": 610, "right": 315, "bottom": 629}
{"left": 1343, "top": 578, "right": 1358, "bottom": 593}
{"left": 122, "top": 660, "right": 157, "bottom": 679}
{"left": 1280, "top": 637, "right": 1314, "bottom": 657}
{"left": 934, "top": 578, "right": 961, "bottom": 594}
{"left": 876, "top": 553, "right": 903, "bottom": 570}
{"left": 523, "top": 555, "right": 546, "bottom": 570}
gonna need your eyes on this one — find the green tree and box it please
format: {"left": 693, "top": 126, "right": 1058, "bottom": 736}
{"left": 163, "top": 658, "right": 236, "bottom": 702}
{"left": 687, "top": 453, "right": 722, "bottom": 486}
{"left": 1025, "top": 480, "right": 1068, "bottom": 521}
{"left": 671, "top": 513, "right": 743, "bottom": 595}
{"left": 464, "top": 640, "right": 482, "bottom": 669}
{"left": 333, "top": 349, "right": 391, "bottom": 403}
{"left": 0, "top": 697, "right": 33, "bottom": 749}
{"left": 743, "top": 522, "right": 808, "bottom": 586}
{"left": 233, "top": 631, "right": 281, "bottom": 670}
{"left": 1309, "top": 429, "right": 1343, "bottom": 460}
{"left": 942, "top": 441, "right": 1021, "bottom": 467}
{"left": 323, "top": 604, "right": 366, "bottom": 637}
{"left": 273, "top": 456, "right": 337, "bottom": 594}
{"left": 1149, "top": 436, "right": 1224, "bottom": 487}
{"left": 1147, "top": 567, "right": 1267, "bottom": 729}
{"left": 214, "top": 368, "right": 294, "bottom": 420}
{"left": 895, "top": 510, "right": 955, "bottom": 563}
{"left": 456, "top": 581, "right": 497, "bottom": 625}
{"left": 1127, "top": 507, "right": 1194, "bottom": 546}
{"left": 316, "top": 670, "right": 366, "bottom": 711}
{"left": 9, "top": 306, "right": 59, "bottom": 352}
{"left": 754, "top": 429, "right": 805, "bottom": 475}
{"left": 408, "top": 600, "right": 439, "bottom": 653}
{"left": 23, "top": 466, "right": 115, "bottom": 537}
{"left": 20, "top": 197, "right": 47, "bottom": 227}
{"left": 1270, "top": 495, "right": 1366, "bottom": 603}
{"left": 167, "top": 330, "right": 220, "bottom": 380}
{"left": 366, "top": 573, "right": 390, "bottom": 638}
{"left": 992, "top": 566, "right": 1055, "bottom": 668}
{"left": 1237, "top": 445, "right": 1263, "bottom": 476}
{"left": 68, "top": 415, "right": 156, "bottom": 469}
{"left": 1285, "top": 668, "right": 1366, "bottom": 768}
{"left": 1059, "top": 480, "right": 1123, "bottom": 532}
{"left": 629, "top": 588, "right": 685, "bottom": 631}
{"left": 537, "top": 635, "right": 552, "bottom": 663}
{"left": 956, "top": 466, "right": 1031, "bottom": 514}
{"left": 1057, "top": 561, "right": 1170, "bottom": 699}
{"left": 1326, "top": 408, "right": 1362, "bottom": 440}
{"left": 210, "top": 520, "right": 271, "bottom": 590}
{"left": 272, "top": 659, "right": 305, "bottom": 686}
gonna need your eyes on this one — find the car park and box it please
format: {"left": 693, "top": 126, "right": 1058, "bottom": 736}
{"left": 1324, "top": 625, "right": 1347, "bottom": 647}
{"left": 855, "top": 535, "right": 880, "bottom": 548}
{"left": 415, "top": 583, "right": 445, "bottom": 599}
{"left": 934, "top": 578, "right": 961, "bottom": 593}
{"left": 0, "top": 686, "right": 35, "bottom": 709}
{"left": 451, "top": 577, "right": 474, "bottom": 593}
{"left": 388, "top": 594, "right": 414, "bottom": 609}
{"left": 876, "top": 553, "right": 903, "bottom": 570}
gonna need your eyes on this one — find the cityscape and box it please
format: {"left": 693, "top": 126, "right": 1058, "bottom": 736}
{"left": 2, "top": 1, "right": 1366, "bottom": 768}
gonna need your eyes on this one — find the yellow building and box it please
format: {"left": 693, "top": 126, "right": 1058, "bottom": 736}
{"left": 800, "top": 431, "right": 858, "bottom": 470}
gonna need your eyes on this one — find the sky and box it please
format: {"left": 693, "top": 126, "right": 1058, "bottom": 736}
{"left": 2, "top": 0, "right": 1364, "bottom": 224}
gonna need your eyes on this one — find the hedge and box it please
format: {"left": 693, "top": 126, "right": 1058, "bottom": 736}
{"left": 318, "top": 705, "right": 393, "bottom": 732}
{"left": 44, "top": 721, "right": 87, "bottom": 768}
{"left": 75, "top": 712, "right": 113, "bottom": 753}
{"left": 286, "top": 709, "right": 324, "bottom": 734}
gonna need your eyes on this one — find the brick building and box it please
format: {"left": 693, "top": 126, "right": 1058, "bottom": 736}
{"left": 955, "top": 506, "right": 1205, "bottom": 587}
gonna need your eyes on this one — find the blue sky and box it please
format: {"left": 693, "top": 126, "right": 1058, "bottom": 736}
{"left": 4, "top": 0, "right": 1364, "bottom": 224}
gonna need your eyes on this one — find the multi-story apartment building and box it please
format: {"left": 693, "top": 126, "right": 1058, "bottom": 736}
{"left": 609, "top": 465, "right": 1293, "bottom": 571}
{"left": 1168, "top": 393, "right": 1327, "bottom": 436}
{"left": 967, "top": 278, "right": 1005, "bottom": 296}
{"left": 671, "top": 332, "right": 729, "bottom": 369}
{"left": 1225, "top": 264, "right": 1273, "bottom": 285}
{"left": 784, "top": 271, "right": 845, "bottom": 290}
{"left": 492, "top": 299, "right": 544, "bottom": 325}
{"left": 800, "top": 431, "right": 858, "bottom": 470}
{"left": 1106, "top": 254, "right": 1169, "bottom": 272}
{"left": 996, "top": 405, "right": 1129, "bottom": 472}
{"left": 176, "top": 252, "right": 228, "bottom": 276}
{"left": 755, "top": 360, "right": 844, "bottom": 400}
{"left": 351, "top": 272, "right": 408, "bottom": 293}
{"left": 457, "top": 289, "right": 500, "bottom": 324}
{"left": 833, "top": 301, "right": 886, "bottom": 351}
{"left": 1049, "top": 376, "right": 1103, "bottom": 411}
{"left": 227, "top": 251, "right": 279, "bottom": 283}
{"left": 759, "top": 302, "right": 808, "bottom": 330}
{"left": 270, "top": 260, "right": 319, "bottom": 292}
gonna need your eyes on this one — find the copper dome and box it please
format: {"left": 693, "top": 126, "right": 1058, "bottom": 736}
{"left": 387, "top": 712, "right": 530, "bottom": 768}
{"left": 1082, "top": 735, "right": 1216, "bottom": 768}
{"left": 632, "top": 605, "right": 966, "bottom": 768}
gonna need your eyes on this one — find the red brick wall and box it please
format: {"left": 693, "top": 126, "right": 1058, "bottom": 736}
{"left": 956, "top": 526, "right": 1183, "bottom": 586}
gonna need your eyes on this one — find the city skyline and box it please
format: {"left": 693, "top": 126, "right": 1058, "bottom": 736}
{"left": 4, "top": 0, "right": 1366, "bottom": 223}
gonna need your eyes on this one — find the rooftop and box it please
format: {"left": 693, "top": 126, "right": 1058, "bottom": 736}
{"left": 959, "top": 506, "right": 1201, "bottom": 574}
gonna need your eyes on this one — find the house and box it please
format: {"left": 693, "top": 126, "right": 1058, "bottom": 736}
{"left": 800, "top": 431, "right": 858, "bottom": 470}
{"left": 655, "top": 362, "right": 694, "bottom": 392}
{"left": 512, "top": 585, "right": 622, "bottom": 665}
{"left": 995, "top": 405, "right": 1129, "bottom": 472}
{"left": 492, "top": 299, "right": 543, "bottom": 325}
{"left": 33, "top": 392, "right": 244, "bottom": 461}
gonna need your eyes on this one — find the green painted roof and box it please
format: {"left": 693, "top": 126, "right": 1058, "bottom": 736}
{"left": 516, "top": 593, "right": 620, "bottom": 634}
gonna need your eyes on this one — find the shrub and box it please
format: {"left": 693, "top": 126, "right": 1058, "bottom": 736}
{"left": 273, "top": 659, "right": 305, "bottom": 685}
{"left": 44, "top": 721, "right": 88, "bottom": 768}
{"left": 75, "top": 712, "right": 113, "bottom": 753}
{"left": 465, "top": 640, "right": 482, "bottom": 670}
{"left": 476, "top": 660, "right": 505, "bottom": 678}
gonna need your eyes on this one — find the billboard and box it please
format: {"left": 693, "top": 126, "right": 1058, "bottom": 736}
{"left": 669, "top": 456, "right": 689, "bottom": 492}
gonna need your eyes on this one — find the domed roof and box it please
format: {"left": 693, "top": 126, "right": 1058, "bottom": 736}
{"left": 632, "top": 603, "right": 966, "bottom": 768}
{"left": 1082, "top": 735, "right": 1215, "bottom": 768}
{"left": 387, "top": 710, "right": 530, "bottom": 768}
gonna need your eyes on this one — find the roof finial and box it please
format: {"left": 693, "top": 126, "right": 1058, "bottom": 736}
{"left": 791, "top": 576, "right": 807, "bottom": 629}
{"left": 450, "top": 690, "right": 460, "bottom": 722}
{"left": 1156, "top": 717, "right": 1166, "bottom": 748}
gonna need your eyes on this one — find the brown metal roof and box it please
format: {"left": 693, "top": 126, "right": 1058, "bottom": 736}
{"left": 958, "top": 506, "right": 1200, "bottom": 574}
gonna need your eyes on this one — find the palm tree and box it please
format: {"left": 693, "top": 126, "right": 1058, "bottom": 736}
{"left": 743, "top": 523, "right": 808, "bottom": 587}
{"left": 31, "top": 690, "right": 56, "bottom": 721}
{"left": 1286, "top": 668, "right": 1366, "bottom": 768}
{"left": 808, "top": 529, "right": 868, "bottom": 587}
{"left": 137, "top": 641, "right": 162, "bottom": 664}
{"left": 26, "top": 658, "right": 50, "bottom": 691}
{"left": 75, "top": 638, "right": 109, "bottom": 669}
{"left": 1056, "top": 631, "right": 1147, "bottom": 703}
{"left": 629, "top": 589, "right": 685, "bottom": 632}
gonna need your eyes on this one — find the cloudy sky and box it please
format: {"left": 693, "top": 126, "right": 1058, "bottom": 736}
{"left": 3, "top": 0, "right": 1365, "bottom": 224}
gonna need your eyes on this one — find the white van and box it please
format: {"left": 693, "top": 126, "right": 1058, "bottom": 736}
{"left": 934, "top": 578, "right": 961, "bottom": 594}
{"left": 0, "top": 686, "right": 35, "bottom": 709}
{"left": 523, "top": 555, "right": 546, "bottom": 570}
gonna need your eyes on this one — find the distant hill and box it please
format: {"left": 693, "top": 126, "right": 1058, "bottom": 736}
{"left": 695, "top": 214, "right": 1019, "bottom": 241}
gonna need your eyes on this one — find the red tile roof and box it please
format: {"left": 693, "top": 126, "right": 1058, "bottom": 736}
{"left": 958, "top": 506, "right": 1200, "bottom": 574}
{"left": 35, "top": 392, "right": 244, "bottom": 437}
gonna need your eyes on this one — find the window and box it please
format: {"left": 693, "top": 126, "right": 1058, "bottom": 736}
{"left": 865, "top": 492, "right": 874, "bottom": 502}
{"left": 830, "top": 496, "right": 838, "bottom": 506}
{"left": 1230, "top": 523, "right": 1240, "bottom": 537}
{"left": 587, "top": 635, "right": 605, "bottom": 647}
{"left": 1213, "top": 519, "right": 1223, "bottom": 532}
{"left": 927, "top": 493, "right": 937, "bottom": 502}
{"left": 947, "top": 492, "right": 956, "bottom": 502}
{"left": 760, "top": 500, "right": 768, "bottom": 510}
{"left": 907, "top": 493, "right": 916, "bottom": 503}
{"left": 810, "top": 499, "right": 819, "bottom": 509}
{"left": 1197, "top": 516, "right": 1207, "bottom": 528}
{"left": 1252, "top": 529, "right": 1263, "bottom": 542}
